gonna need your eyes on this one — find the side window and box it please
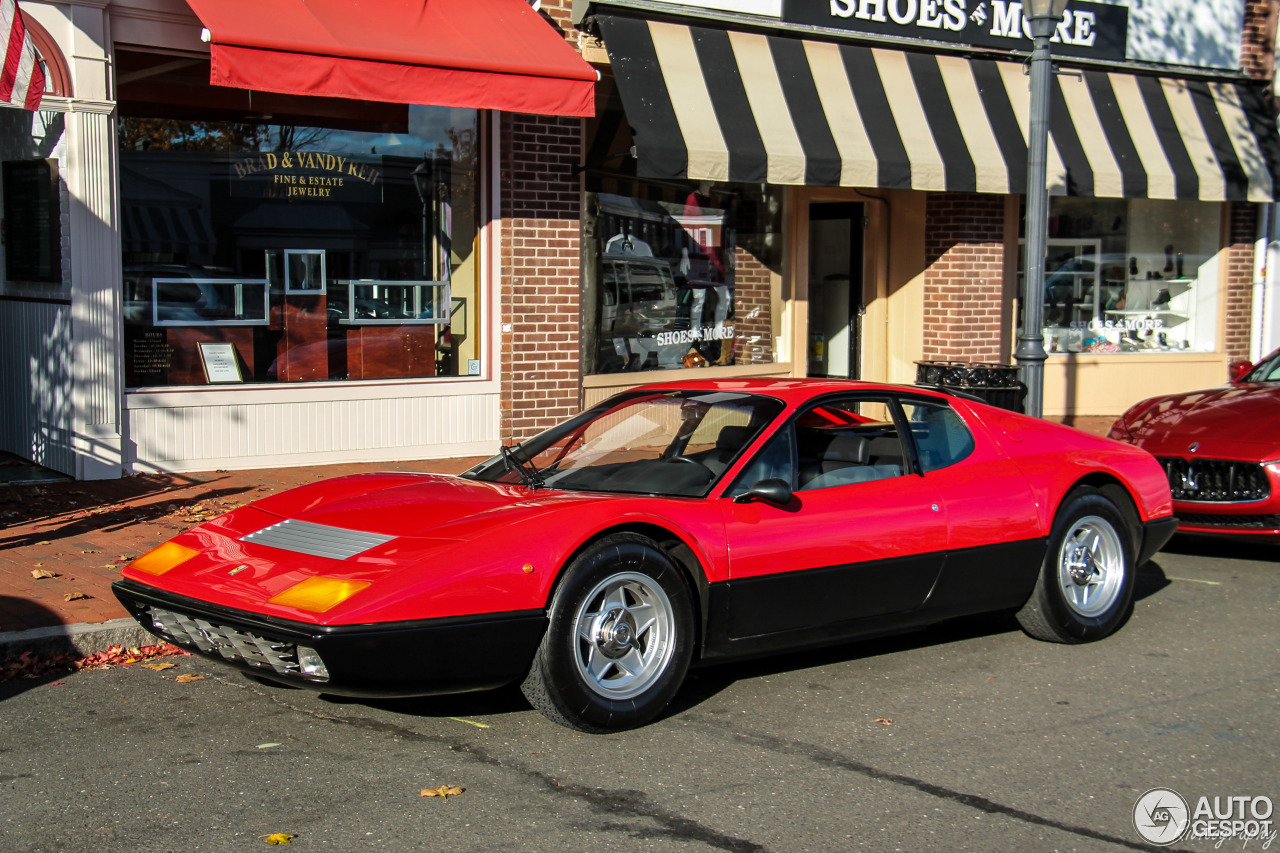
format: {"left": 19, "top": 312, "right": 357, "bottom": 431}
{"left": 902, "top": 400, "right": 974, "bottom": 473}
{"left": 794, "top": 396, "right": 906, "bottom": 491}
{"left": 726, "top": 427, "right": 795, "bottom": 497}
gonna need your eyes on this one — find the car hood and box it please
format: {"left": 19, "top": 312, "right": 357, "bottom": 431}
{"left": 246, "top": 472, "right": 572, "bottom": 538}
{"left": 1122, "top": 384, "right": 1280, "bottom": 457}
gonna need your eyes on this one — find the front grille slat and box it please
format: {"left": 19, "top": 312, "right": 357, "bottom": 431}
{"left": 240, "top": 519, "right": 395, "bottom": 560}
{"left": 1157, "top": 457, "right": 1271, "bottom": 503}
{"left": 146, "top": 605, "right": 308, "bottom": 678}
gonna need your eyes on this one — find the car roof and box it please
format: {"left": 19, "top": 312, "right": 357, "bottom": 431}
{"left": 625, "top": 377, "right": 956, "bottom": 406}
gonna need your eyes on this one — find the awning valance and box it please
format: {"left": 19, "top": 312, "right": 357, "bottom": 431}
{"left": 185, "top": 0, "right": 598, "bottom": 117}
{"left": 596, "top": 15, "right": 1280, "bottom": 202}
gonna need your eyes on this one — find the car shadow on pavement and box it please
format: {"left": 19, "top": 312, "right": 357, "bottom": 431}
{"left": 1160, "top": 534, "right": 1279, "bottom": 563}
{"left": 0, "top": 597, "right": 81, "bottom": 702}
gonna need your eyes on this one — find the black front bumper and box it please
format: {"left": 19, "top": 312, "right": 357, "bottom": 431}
{"left": 113, "top": 579, "right": 547, "bottom": 698}
{"left": 1138, "top": 516, "right": 1180, "bottom": 566}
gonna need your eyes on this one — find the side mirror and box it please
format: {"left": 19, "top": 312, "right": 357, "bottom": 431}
{"left": 732, "top": 478, "right": 793, "bottom": 506}
{"left": 1230, "top": 360, "right": 1254, "bottom": 383}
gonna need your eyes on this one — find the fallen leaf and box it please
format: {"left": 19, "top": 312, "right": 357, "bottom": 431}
{"left": 80, "top": 550, "right": 100, "bottom": 555}
{"left": 33, "top": 562, "right": 44, "bottom": 567}
{"left": 421, "top": 785, "right": 465, "bottom": 799}
{"left": 64, "top": 592, "right": 91, "bottom": 601}
{"left": 31, "top": 569, "right": 58, "bottom": 579}
{"left": 175, "top": 674, "right": 205, "bottom": 683}
{"left": 257, "top": 743, "right": 282, "bottom": 749}
{"left": 259, "top": 833, "right": 296, "bottom": 845}
{"left": 116, "top": 555, "right": 134, "bottom": 561}
{"left": 103, "top": 564, "right": 118, "bottom": 570}
{"left": 35, "top": 540, "right": 51, "bottom": 545}
{"left": 141, "top": 662, "right": 176, "bottom": 671}
{"left": 874, "top": 717, "right": 894, "bottom": 726}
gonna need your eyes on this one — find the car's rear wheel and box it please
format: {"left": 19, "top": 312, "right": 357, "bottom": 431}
{"left": 1016, "top": 487, "right": 1135, "bottom": 643}
{"left": 521, "top": 533, "right": 694, "bottom": 732}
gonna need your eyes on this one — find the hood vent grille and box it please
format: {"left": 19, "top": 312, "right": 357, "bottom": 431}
{"left": 240, "top": 519, "right": 395, "bottom": 560}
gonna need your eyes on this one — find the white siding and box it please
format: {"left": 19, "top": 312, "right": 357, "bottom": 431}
{"left": 125, "top": 389, "right": 499, "bottom": 472}
{"left": 0, "top": 300, "right": 76, "bottom": 475}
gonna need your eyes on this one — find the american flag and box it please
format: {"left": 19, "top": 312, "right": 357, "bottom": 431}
{"left": 0, "top": 0, "right": 43, "bottom": 110}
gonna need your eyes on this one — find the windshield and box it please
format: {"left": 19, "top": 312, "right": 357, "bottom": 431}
{"left": 1243, "top": 350, "right": 1280, "bottom": 382}
{"left": 465, "top": 390, "right": 784, "bottom": 497}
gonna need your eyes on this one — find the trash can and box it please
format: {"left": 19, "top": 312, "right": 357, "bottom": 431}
{"left": 914, "top": 361, "right": 1027, "bottom": 413}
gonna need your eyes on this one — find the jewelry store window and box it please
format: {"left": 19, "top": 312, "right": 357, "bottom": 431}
{"left": 116, "top": 51, "right": 481, "bottom": 387}
{"left": 582, "top": 177, "right": 783, "bottom": 374}
{"left": 1018, "top": 197, "right": 1221, "bottom": 354}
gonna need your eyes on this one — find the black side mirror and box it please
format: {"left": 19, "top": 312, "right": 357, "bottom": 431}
{"left": 733, "top": 478, "right": 794, "bottom": 506}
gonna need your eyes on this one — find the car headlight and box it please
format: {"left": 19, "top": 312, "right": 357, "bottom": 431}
{"left": 268, "top": 576, "right": 371, "bottom": 613}
{"left": 296, "top": 646, "right": 329, "bottom": 680}
{"left": 130, "top": 542, "right": 200, "bottom": 576}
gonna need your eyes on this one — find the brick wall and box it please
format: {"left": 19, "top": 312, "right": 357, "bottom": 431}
{"left": 921, "top": 193, "right": 1007, "bottom": 362}
{"left": 1224, "top": 203, "right": 1259, "bottom": 361}
{"left": 1241, "top": 0, "right": 1277, "bottom": 81}
{"left": 731, "top": 247, "right": 773, "bottom": 365}
{"left": 499, "top": 112, "right": 583, "bottom": 441}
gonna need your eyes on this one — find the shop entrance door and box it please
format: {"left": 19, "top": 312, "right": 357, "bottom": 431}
{"left": 806, "top": 202, "right": 864, "bottom": 379}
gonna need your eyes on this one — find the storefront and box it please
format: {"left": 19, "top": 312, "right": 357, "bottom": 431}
{"left": 0, "top": 0, "right": 595, "bottom": 477}
{"left": 571, "top": 0, "right": 1280, "bottom": 419}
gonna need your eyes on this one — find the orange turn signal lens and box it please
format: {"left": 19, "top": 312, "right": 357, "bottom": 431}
{"left": 130, "top": 542, "right": 200, "bottom": 576}
{"left": 267, "top": 577, "right": 371, "bottom": 613}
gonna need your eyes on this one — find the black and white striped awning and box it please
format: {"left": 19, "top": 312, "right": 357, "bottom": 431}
{"left": 595, "top": 15, "right": 1280, "bottom": 202}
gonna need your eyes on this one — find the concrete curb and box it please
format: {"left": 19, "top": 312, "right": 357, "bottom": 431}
{"left": 0, "top": 618, "right": 155, "bottom": 661}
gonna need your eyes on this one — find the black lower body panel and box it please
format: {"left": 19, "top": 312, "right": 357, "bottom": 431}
{"left": 1139, "top": 516, "right": 1179, "bottom": 564}
{"left": 113, "top": 579, "right": 546, "bottom": 698}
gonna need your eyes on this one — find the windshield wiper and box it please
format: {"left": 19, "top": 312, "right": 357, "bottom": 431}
{"left": 499, "top": 444, "right": 544, "bottom": 490}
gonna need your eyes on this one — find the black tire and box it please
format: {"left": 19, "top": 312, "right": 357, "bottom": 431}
{"left": 1016, "top": 487, "right": 1136, "bottom": 644}
{"left": 521, "top": 533, "right": 694, "bottom": 732}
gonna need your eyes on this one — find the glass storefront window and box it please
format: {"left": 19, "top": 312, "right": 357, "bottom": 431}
{"left": 117, "top": 55, "right": 481, "bottom": 388}
{"left": 583, "top": 180, "right": 783, "bottom": 374}
{"left": 1019, "top": 197, "right": 1221, "bottom": 354}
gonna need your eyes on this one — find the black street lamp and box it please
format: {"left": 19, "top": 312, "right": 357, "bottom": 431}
{"left": 1015, "top": 0, "right": 1069, "bottom": 418}
{"left": 412, "top": 157, "right": 432, "bottom": 280}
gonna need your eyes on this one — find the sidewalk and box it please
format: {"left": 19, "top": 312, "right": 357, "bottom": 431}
{"left": 0, "top": 456, "right": 483, "bottom": 660}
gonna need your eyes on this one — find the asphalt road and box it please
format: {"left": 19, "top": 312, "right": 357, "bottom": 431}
{"left": 1, "top": 536, "right": 1276, "bottom": 853}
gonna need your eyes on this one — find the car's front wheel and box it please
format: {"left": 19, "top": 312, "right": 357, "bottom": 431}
{"left": 521, "top": 533, "right": 694, "bottom": 732}
{"left": 1016, "top": 487, "right": 1136, "bottom": 643}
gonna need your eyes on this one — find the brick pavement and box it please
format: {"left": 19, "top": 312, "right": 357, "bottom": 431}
{"left": 0, "top": 457, "right": 483, "bottom": 648}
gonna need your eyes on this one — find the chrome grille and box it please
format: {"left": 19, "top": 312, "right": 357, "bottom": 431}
{"left": 240, "top": 518, "right": 395, "bottom": 560}
{"left": 147, "top": 606, "right": 310, "bottom": 678}
{"left": 1158, "top": 457, "right": 1271, "bottom": 503}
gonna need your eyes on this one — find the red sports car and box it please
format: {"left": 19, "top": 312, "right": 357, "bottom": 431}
{"left": 114, "top": 379, "right": 1175, "bottom": 732}
{"left": 1108, "top": 347, "right": 1280, "bottom": 540}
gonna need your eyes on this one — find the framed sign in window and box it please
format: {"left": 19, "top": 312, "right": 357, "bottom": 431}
{"left": 3, "top": 159, "right": 61, "bottom": 283}
{"left": 198, "top": 342, "right": 244, "bottom": 384}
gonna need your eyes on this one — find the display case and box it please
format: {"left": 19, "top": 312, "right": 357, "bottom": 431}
{"left": 1101, "top": 276, "right": 1196, "bottom": 351}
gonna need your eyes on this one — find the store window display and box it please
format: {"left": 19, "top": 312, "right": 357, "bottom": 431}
{"left": 582, "top": 179, "right": 782, "bottom": 374}
{"left": 116, "top": 52, "right": 480, "bottom": 388}
{"left": 1020, "top": 197, "right": 1221, "bottom": 354}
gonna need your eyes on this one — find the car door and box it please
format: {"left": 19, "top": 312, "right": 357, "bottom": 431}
{"left": 719, "top": 394, "right": 947, "bottom": 640}
{"left": 897, "top": 396, "right": 1044, "bottom": 616}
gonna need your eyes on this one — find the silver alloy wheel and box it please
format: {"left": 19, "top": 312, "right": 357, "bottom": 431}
{"left": 1055, "top": 514, "right": 1125, "bottom": 618}
{"left": 572, "top": 571, "right": 676, "bottom": 700}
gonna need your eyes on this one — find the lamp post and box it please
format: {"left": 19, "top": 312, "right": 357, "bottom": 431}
{"left": 1014, "top": 0, "right": 1069, "bottom": 418}
{"left": 411, "top": 157, "right": 432, "bottom": 280}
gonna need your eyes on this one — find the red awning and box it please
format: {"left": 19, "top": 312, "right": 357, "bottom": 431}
{"left": 184, "top": 0, "right": 596, "bottom": 117}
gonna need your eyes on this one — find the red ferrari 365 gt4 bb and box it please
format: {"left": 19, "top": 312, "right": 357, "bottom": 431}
{"left": 114, "top": 379, "right": 1175, "bottom": 731}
